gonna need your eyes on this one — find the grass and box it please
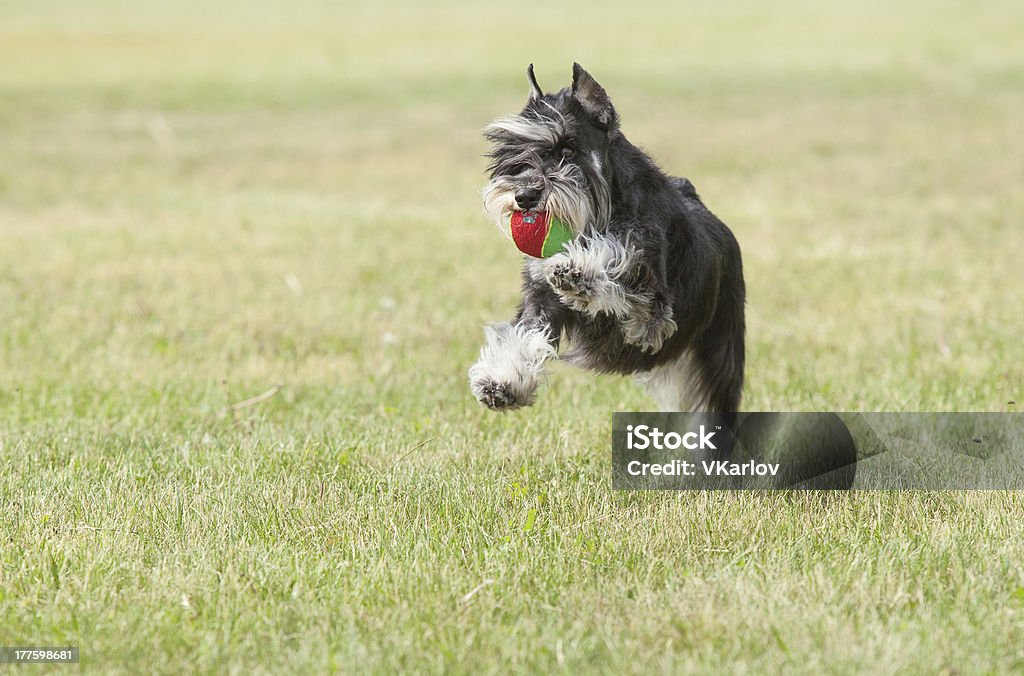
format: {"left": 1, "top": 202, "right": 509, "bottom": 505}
{"left": 1, "top": 0, "right": 1023, "bottom": 672}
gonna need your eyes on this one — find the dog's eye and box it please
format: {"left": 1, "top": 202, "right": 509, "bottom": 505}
{"left": 560, "top": 146, "right": 575, "bottom": 159}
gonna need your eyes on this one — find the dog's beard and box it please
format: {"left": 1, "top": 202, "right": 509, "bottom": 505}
{"left": 481, "top": 162, "right": 607, "bottom": 237}
{"left": 481, "top": 177, "right": 519, "bottom": 232}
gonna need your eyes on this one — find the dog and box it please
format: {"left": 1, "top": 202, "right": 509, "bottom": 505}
{"left": 469, "top": 63, "right": 745, "bottom": 414}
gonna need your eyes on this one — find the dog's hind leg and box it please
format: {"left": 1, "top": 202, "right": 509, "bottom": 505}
{"left": 637, "top": 330, "right": 744, "bottom": 414}
{"left": 691, "top": 329, "right": 745, "bottom": 414}
{"left": 636, "top": 349, "right": 706, "bottom": 412}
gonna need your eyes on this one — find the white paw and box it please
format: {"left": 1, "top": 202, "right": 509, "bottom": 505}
{"left": 469, "top": 376, "right": 533, "bottom": 411}
{"left": 544, "top": 240, "right": 630, "bottom": 317}
{"left": 468, "top": 323, "right": 555, "bottom": 411}
{"left": 544, "top": 253, "right": 599, "bottom": 313}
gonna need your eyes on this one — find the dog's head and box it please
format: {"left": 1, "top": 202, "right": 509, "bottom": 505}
{"left": 482, "top": 63, "right": 617, "bottom": 236}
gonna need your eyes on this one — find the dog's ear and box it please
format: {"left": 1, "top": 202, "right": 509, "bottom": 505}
{"left": 526, "top": 64, "right": 543, "bottom": 101}
{"left": 571, "top": 62, "right": 617, "bottom": 129}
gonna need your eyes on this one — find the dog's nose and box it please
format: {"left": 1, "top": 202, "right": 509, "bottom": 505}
{"left": 514, "top": 188, "right": 542, "bottom": 210}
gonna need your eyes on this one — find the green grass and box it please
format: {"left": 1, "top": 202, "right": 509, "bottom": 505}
{"left": 1, "top": 0, "right": 1023, "bottom": 672}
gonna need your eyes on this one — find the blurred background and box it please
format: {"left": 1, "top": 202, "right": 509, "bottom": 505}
{"left": 2, "top": 0, "right": 1022, "bottom": 420}
{"left": 2, "top": 1, "right": 1021, "bottom": 423}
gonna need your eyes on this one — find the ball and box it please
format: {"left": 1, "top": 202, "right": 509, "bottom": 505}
{"left": 507, "top": 210, "right": 574, "bottom": 258}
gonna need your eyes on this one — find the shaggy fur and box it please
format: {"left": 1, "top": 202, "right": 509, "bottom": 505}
{"left": 469, "top": 63, "right": 746, "bottom": 413}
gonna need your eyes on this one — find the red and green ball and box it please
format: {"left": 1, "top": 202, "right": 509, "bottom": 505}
{"left": 507, "top": 210, "right": 574, "bottom": 258}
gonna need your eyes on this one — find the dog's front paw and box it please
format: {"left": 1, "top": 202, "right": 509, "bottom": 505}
{"left": 468, "top": 322, "right": 555, "bottom": 412}
{"left": 545, "top": 255, "right": 595, "bottom": 311}
{"left": 470, "top": 377, "right": 532, "bottom": 411}
{"left": 622, "top": 308, "right": 678, "bottom": 354}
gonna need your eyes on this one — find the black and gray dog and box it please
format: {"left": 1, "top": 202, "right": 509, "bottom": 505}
{"left": 469, "top": 64, "right": 745, "bottom": 413}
